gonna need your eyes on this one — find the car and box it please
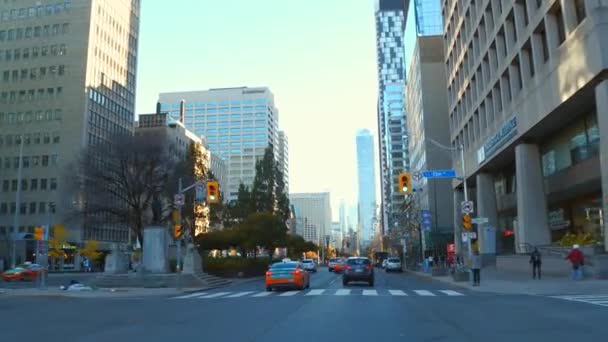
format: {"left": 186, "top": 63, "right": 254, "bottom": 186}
{"left": 342, "top": 257, "right": 374, "bottom": 286}
{"left": 301, "top": 259, "right": 317, "bottom": 272}
{"left": 1, "top": 263, "right": 46, "bottom": 282}
{"left": 385, "top": 258, "right": 402, "bottom": 272}
{"left": 382, "top": 259, "right": 388, "bottom": 269}
{"left": 265, "top": 261, "right": 310, "bottom": 291}
{"left": 328, "top": 258, "right": 341, "bottom": 272}
{"left": 333, "top": 259, "right": 345, "bottom": 273}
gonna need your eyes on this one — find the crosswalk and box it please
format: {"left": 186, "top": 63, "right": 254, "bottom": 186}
{"left": 172, "top": 288, "right": 466, "bottom": 300}
{"left": 551, "top": 295, "right": 608, "bottom": 308}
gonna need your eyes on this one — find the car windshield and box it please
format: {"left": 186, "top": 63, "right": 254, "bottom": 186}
{"left": 301, "top": 260, "right": 313, "bottom": 263}
{"left": 271, "top": 262, "right": 297, "bottom": 270}
{"left": 347, "top": 258, "right": 371, "bottom": 266}
{"left": 388, "top": 258, "right": 400, "bottom": 263}
{"left": 330, "top": 258, "right": 340, "bottom": 262}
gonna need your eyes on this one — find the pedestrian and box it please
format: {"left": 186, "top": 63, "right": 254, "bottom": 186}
{"left": 447, "top": 254, "right": 455, "bottom": 274}
{"left": 565, "top": 244, "right": 584, "bottom": 280}
{"left": 428, "top": 255, "right": 434, "bottom": 268}
{"left": 530, "top": 247, "right": 542, "bottom": 279}
{"left": 83, "top": 257, "right": 90, "bottom": 273}
{"left": 471, "top": 251, "right": 482, "bottom": 286}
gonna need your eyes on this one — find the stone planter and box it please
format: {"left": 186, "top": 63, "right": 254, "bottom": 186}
{"left": 431, "top": 267, "right": 448, "bottom": 276}
{"left": 452, "top": 270, "right": 469, "bottom": 282}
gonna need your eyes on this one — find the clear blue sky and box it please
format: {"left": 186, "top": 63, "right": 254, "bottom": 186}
{"left": 136, "top": 0, "right": 387, "bottom": 219}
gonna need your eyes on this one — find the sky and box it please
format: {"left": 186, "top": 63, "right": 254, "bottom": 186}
{"left": 135, "top": 0, "right": 386, "bottom": 220}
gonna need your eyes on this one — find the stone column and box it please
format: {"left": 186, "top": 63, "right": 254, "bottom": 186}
{"left": 595, "top": 80, "right": 608, "bottom": 252}
{"left": 453, "top": 189, "right": 464, "bottom": 255}
{"left": 515, "top": 143, "right": 551, "bottom": 249}
{"left": 476, "top": 173, "right": 499, "bottom": 260}
{"left": 142, "top": 226, "right": 169, "bottom": 273}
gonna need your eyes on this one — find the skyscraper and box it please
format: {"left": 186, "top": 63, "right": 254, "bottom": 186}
{"left": 0, "top": 1, "right": 141, "bottom": 254}
{"left": 374, "top": 0, "right": 408, "bottom": 237}
{"left": 277, "top": 130, "right": 289, "bottom": 194}
{"left": 356, "top": 129, "right": 377, "bottom": 247}
{"left": 158, "top": 87, "right": 284, "bottom": 202}
{"left": 290, "top": 192, "right": 332, "bottom": 246}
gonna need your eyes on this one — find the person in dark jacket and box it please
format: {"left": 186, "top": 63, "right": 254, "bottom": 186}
{"left": 530, "top": 248, "right": 542, "bottom": 279}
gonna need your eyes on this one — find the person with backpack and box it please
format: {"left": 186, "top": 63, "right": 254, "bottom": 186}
{"left": 529, "top": 248, "right": 542, "bottom": 279}
{"left": 565, "top": 244, "right": 584, "bottom": 280}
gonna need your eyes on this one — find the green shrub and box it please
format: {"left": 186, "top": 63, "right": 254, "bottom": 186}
{"left": 203, "top": 257, "right": 272, "bottom": 278}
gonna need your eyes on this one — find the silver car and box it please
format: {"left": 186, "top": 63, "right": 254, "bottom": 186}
{"left": 301, "top": 259, "right": 317, "bottom": 272}
{"left": 385, "top": 258, "right": 402, "bottom": 272}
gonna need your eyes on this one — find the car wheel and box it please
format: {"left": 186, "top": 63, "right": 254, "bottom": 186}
{"left": 342, "top": 279, "right": 348, "bottom": 286}
{"left": 266, "top": 287, "right": 272, "bottom": 292}
{"left": 369, "top": 280, "right": 374, "bottom": 287}
{"left": 306, "top": 280, "right": 310, "bottom": 289}
{"left": 385, "top": 269, "right": 389, "bottom": 273}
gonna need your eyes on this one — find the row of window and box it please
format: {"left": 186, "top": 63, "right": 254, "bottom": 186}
{"left": 207, "top": 140, "right": 268, "bottom": 148}
{"left": 205, "top": 127, "right": 268, "bottom": 134}
{"left": 162, "top": 98, "right": 267, "bottom": 109}
{"left": 180, "top": 111, "right": 269, "bottom": 118}
{"left": 1, "top": 154, "right": 59, "bottom": 169}
{"left": 1, "top": 177, "right": 58, "bottom": 192}
{"left": 0, "top": 109, "right": 63, "bottom": 124}
{"left": 0, "top": 132, "right": 60, "bottom": 147}
{"left": 186, "top": 120, "right": 267, "bottom": 127}
{"left": 0, "top": 22, "right": 70, "bottom": 42}
{"left": 0, "top": 87, "right": 63, "bottom": 104}
{"left": 206, "top": 134, "right": 268, "bottom": 141}
{"left": 0, "top": 201, "right": 57, "bottom": 216}
{"left": 0, "top": 44, "right": 67, "bottom": 63}
{"left": 0, "top": 2, "right": 71, "bottom": 23}
{"left": 2, "top": 64, "right": 66, "bottom": 82}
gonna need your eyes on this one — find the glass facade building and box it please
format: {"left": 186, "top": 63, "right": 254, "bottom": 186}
{"left": 414, "top": 0, "right": 443, "bottom": 35}
{"left": 356, "top": 129, "right": 377, "bottom": 247}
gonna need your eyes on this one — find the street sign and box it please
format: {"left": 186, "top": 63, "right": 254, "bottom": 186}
{"left": 461, "top": 232, "right": 477, "bottom": 240}
{"left": 422, "top": 169, "right": 457, "bottom": 179}
{"left": 461, "top": 201, "right": 474, "bottom": 214}
{"left": 472, "top": 217, "right": 489, "bottom": 224}
{"left": 174, "top": 194, "right": 185, "bottom": 206}
{"left": 195, "top": 183, "right": 205, "bottom": 201}
{"left": 412, "top": 171, "right": 423, "bottom": 182}
{"left": 421, "top": 210, "right": 432, "bottom": 231}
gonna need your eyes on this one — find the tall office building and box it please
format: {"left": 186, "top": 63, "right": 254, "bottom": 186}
{"left": 442, "top": 0, "right": 607, "bottom": 254}
{"left": 356, "top": 129, "right": 377, "bottom": 247}
{"left": 0, "top": 0, "right": 140, "bottom": 260}
{"left": 290, "top": 192, "right": 332, "bottom": 247}
{"left": 339, "top": 199, "right": 346, "bottom": 233}
{"left": 413, "top": 0, "right": 443, "bottom": 35}
{"left": 277, "top": 130, "right": 289, "bottom": 193}
{"left": 374, "top": 0, "right": 408, "bottom": 237}
{"left": 158, "top": 87, "right": 284, "bottom": 202}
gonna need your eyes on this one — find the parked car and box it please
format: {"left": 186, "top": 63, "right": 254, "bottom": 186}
{"left": 328, "top": 258, "right": 341, "bottom": 272}
{"left": 342, "top": 257, "right": 374, "bottom": 286}
{"left": 301, "top": 259, "right": 317, "bottom": 272}
{"left": 1, "top": 263, "right": 46, "bottom": 282}
{"left": 385, "top": 258, "right": 402, "bottom": 272}
{"left": 265, "top": 261, "right": 310, "bottom": 291}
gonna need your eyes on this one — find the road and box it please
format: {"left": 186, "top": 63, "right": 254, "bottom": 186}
{"left": 1, "top": 268, "right": 607, "bottom": 341}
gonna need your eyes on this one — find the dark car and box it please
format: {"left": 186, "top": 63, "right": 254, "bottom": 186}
{"left": 342, "top": 257, "right": 374, "bottom": 286}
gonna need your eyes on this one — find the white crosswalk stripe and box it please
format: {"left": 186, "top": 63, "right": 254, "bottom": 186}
{"left": 413, "top": 290, "right": 435, "bottom": 296}
{"left": 552, "top": 295, "right": 608, "bottom": 307}
{"left": 171, "top": 289, "right": 467, "bottom": 299}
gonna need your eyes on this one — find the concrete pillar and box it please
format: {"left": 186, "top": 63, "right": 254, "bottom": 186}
{"left": 515, "top": 143, "right": 551, "bottom": 249}
{"left": 476, "top": 173, "right": 499, "bottom": 259}
{"left": 453, "top": 189, "right": 464, "bottom": 255}
{"left": 594, "top": 80, "right": 608, "bottom": 252}
{"left": 142, "top": 226, "right": 169, "bottom": 273}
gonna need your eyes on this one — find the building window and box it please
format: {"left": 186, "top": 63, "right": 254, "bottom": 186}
{"left": 574, "top": 0, "right": 586, "bottom": 24}
{"left": 40, "top": 178, "right": 47, "bottom": 190}
{"left": 29, "top": 202, "right": 36, "bottom": 214}
{"left": 535, "top": 22, "right": 549, "bottom": 63}
{"left": 551, "top": 3, "right": 566, "bottom": 45}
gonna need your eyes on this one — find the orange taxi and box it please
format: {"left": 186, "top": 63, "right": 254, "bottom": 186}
{"left": 265, "top": 260, "right": 310, "bottom": 291}
{"left": 333, "top": 259, "right": 345, "bottom": 273}
{"left": 1, "top": 263, "right": 46, "bottom": 282}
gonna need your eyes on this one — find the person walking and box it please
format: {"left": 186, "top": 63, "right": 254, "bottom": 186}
{"left": 471, "top": 251, "right": 482, "bottom": 286}
{"left": 565, "top": 244, "right": 584, "bottom": 280}
{"left": 530, "top": 247, "right": 542, "bottom": 279}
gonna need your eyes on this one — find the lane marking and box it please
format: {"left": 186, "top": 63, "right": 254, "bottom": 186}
{"left": 414, "top": 290, "right": 435, "bottom": 296}
{"left": 252, "top": 291, "right": 274, "bottom": 297}
{"left": 388, "top": 290, "right": 407, "bottom": 296}
{"left": 198, "top": 292, "right": 230, "bottom": 299}
{"left": 362, "top": 289, "right": 378, "bottom": 296}
{"left": 173, "top": 292, "right": 207, "bottom": 299}
{"left": 225, "top": 291, "right": 254, "bottom": 298}
{"left": 335, "top": 289, "right": 350, "bottom": 296}
{"left": 305, "top": 289, "right": 325, "bottom": 296}
{"left": 279, "top": 291, "right": 300, "bottom": 297}
{"left": 439, "top": 290, "right": 464, "bottom": 296}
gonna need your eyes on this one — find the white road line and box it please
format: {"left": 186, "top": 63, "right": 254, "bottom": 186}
{"left": 306, "top": 289, "right": 325, "bottom": 296}
{"left": 173, "top": 292, "right": 207, "bottom": 299}
{"left": 335, "top": 289, "right": 350, "bottom": 296}
{"left": 414, "top": 290, "right": 436, "bottom": 296}
{"left": 279, "top": 291, "right": 300, "bottom": 296}
{"left": 224, "top": 291, "right": 254, "bottom": 298}
{"left": 198, "top": 292, "right": 230, "bottom": 299}
{"left": 362, "top": 289, "right": 378, "bottom": 296}
{"left": 252, "top": 291, "right": 274, "bottom": 297}
{"left": 388, "top": 290, "right": 407, "bottom": 296}
{"left": 439, "top": 290, "right": 464, "bottom": 296}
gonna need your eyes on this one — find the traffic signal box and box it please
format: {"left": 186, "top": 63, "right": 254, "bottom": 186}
{"left": 462, "top": 214, "right": 472, "bottom": 231}
{"left": 174, "top": 224, "right": 182, "bottom": 239}
{"left": 398, "top": 172, "right": 412, "bottom": 193}
{"left": 207, "top": 181, "right": 219, "bottom": 204}
{"left": 34, "top": 226, "right": 44, "bottom": 240}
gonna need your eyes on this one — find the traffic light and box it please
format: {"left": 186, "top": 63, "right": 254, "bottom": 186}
{"left": 171, "top": 210, "right": 180, "bottom": 224}
{"left": 206, "top": 181, "right": 219, "bottom": 204}
{"left": 34, "top": 226, "right": 44, "bottom": 241}
{"left": 174, "top": 224, "right": 182, "bottom": 239}
{"left": 398, "top": 172, "right": 412, "bottom": 193}
{"left": 462, "top": 214, "right": 472, "bottom": 231}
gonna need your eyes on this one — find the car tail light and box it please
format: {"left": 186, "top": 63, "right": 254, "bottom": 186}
{"left": 344, "top": 265, "right": 351, "bottom": 270}
{"left": 266, "top": 271, "right": 272, "bottom": 276}
{"left": 290, "top": 270, "right": 301, "bottom": 275}
{"left": 367, "top": 265, "right": 373, "bottom": 271}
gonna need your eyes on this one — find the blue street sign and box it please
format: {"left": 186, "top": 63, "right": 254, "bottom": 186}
{"left": 422, "top": 169, "right": 457, "bottom": 179}
{"left": 421, "top": 210, "right": 432, "bottom": 231}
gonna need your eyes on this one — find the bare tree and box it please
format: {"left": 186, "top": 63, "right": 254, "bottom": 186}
{"left": 394, "top": 193, "right": 424, "bottom": 267}
{"left": 67, "top": 134, "right": 178, "bottom": 246}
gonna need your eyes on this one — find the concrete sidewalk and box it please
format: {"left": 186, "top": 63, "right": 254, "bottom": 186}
{"left": 408, "top": 267, "right": 608, "bottom": 296}
{"left": 0, "top": 287, "right": 211, "bottom": 298}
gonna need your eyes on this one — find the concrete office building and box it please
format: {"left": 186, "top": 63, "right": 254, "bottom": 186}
{"left": 158, "top": 87, "right": 284, "bottom": 202}
{"left": 290, "top": 192, "right": 332, "bottom": 247}
{"left": 356, "top": 129, "right": 377, "bottom": 247}
{"left": 277, "top": 130, "right": 289, "bottom": 193}
{"left": 405, "top": 35, "right": 453, "bottom": 250}
{"left": 374, "top": 0, "right": 408, "bottom": 237}
{"left": 0, "top": 0, "right": 140, "bottom": 264}
{"left": 442, "top": 0, "right": 607, "bottom": 254}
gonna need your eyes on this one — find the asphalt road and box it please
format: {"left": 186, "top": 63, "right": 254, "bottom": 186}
{"left": 1, "top": 267, "right": 607, "bottom": 342}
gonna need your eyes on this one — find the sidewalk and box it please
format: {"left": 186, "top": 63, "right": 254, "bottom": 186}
{"left": 0, "top": 286, "right": 214, "bottom": 298}
{"left": 408, "top": 267, "right": 608, "bottom": 296}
